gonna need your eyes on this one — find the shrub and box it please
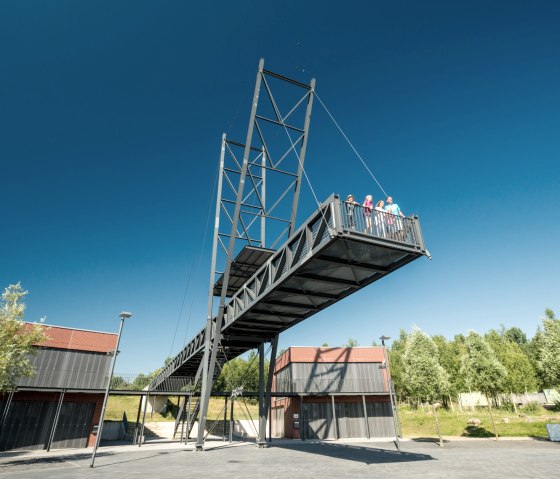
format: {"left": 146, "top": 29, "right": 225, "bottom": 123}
{"left": 521, "top": 401, "right": 542, "bottom": 415}
{"left": 498, "top": 399, "right": 516, "bottom": 413}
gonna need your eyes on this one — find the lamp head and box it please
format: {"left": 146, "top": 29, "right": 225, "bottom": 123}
{"left": 119, "top": 311, "right": 133, "bottom": 320}
{"left": 379, "top": 335, "right": 391, "bottom": 341}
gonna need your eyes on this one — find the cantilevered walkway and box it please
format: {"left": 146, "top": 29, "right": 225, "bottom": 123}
{"left": 149, "top": 195, "right": 427, "bottom": 391}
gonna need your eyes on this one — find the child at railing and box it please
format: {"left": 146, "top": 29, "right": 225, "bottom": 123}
{"left": 345, "top": 194, "right": 359, "bottom": 230}
{"left": 374, "top": 200, "right": 386, "bottom": 237}
{"left": 363, "top": 195, "right": 373, "bottom": 234}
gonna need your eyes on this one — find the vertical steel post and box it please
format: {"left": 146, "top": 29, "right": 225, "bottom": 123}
{"left": 229, "top": 396, "right": 234, "bottom": 443}
{"left": 197, "top": 59, "right": 264, "bottom": 451}
{"left": 288, "top": 79, "right": 315, "bottom": 235}
{"left": 223, "top": 396, "right": 228, "bottom": 441}
{"left": 382, "top": 344, "right": 400, "bottom": 451}
{"left": 257, "top": 342, "right": 266, "bottom": 446}
{"left": 90, "top": 316, "right": 126, "bottom": 467}
{"left": 138, "top": 391, "right": 150, "bottom": 447}
{"left": 362, "top": 395, "right": 370, "bottom": 439}
{"left": 300, "top": 394, "right": 305, "bottom": 441}
{"left": 197, "top": 133, "right": 227, "bottom": 443}
{"left": 331, "top": 394, "right": 338, "bottom": 440}
{"left": 261, "top": 148, "right": 266, "bottom": 246}
{"left": 179, "top": 397, "right": 186, "bottom": 443}
{"left": 0, "top": 389, "right": 15, "bottom": 437}
{"left": 268, "top": 401, "right": 273, "bottom": 443}
{"left": 264, "top": 335, "right": 278, "bottom": 443}
{"left": 185, "top": 391, "right": 191, "bottom": 445}
{"left": 132, "top": 395, "right": 143, "bottom": 445}
{"left": 46, "top": 389, "right": 65, "bottom": 452}
{"left": 391, "top": 379, "right": 403, "bottom": 438}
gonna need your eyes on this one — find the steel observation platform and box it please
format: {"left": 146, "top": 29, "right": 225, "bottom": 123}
{"left": 149, "top": 195, "right": 427, "bottom": 391}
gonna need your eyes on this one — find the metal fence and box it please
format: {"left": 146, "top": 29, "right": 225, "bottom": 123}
{"left": 339, "top": 201, "right": 422, "bottom": 247}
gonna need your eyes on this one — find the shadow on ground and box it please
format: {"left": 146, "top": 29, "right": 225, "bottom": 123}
{"left": 270, "top": 441, "right": 435, "bottom": 465}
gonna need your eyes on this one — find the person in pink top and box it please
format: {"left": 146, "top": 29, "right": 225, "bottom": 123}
{"left": 363, "top": 195, "right": 373, "bottom": 234}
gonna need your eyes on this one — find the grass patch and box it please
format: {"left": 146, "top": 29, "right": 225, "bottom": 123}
{"left": 398, "top": 405, "right": 560, "bottom": 439}
{"left": 106, "top": 395, "right": 258, "bottom": 422}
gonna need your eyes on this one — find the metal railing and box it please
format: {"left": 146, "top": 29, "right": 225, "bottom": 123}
{"left": 340, "top": 201, "right": 422, "bottom": 247}
{"left": 111, "top": 374, "right": 191, "bottom": 391}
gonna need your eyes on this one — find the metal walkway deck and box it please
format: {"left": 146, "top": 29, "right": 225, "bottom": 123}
{"left": 149, "top": 195, "right": 427, "bottom": 391}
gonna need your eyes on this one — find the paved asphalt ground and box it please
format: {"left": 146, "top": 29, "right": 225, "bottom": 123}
{"left": 0, "top": 438, "right": 558, "bottom": 478}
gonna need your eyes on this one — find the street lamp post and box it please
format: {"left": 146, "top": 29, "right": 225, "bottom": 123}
{"left": 90, "top": 311, "right": 132, "bottom": 468}
{"left": 379, "top": 335, "right": 400, "bottom": 451}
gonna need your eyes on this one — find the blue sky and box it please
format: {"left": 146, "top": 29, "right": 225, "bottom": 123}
{"left": 1, "top": 1, "right": 559, "bottom": 374}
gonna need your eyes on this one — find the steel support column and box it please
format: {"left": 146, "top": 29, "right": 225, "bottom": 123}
{"left": 289, "top": 79, "right": 315, "bottom": 235}
{"left": 257, "top": 342, "right": 266, "bottom": 446}
{"left": 197, "top": 59, "right": 264, "bottom": 451}
{"left": 133, "top": 395, "right": 143, "bottom": 445}
{"left": 264, "top": 335, "right": 278, "bottom": 443}
{"left": 229, "top": 396, "right": 234, "bottom": 443}
{"left": 331, "top": 394, "right": 338, "bottom": 440}
{"left": 138, "top": 391, "right": 149, "bottom": 447}
{"left": 0, "top": 389, "right": 15, "bottom": 437}
{"left": 46, "top": 389, "right": 65, "bottom": 452}
{"left": 185, "top": 392, "right": 191, "bottom": 445}
{"left": 223, "top": 396, "right": 228, "bottom": 441}
{"left": 382, "top": 344, "right": 400, "bottom": 451}
{"left": 362, "top": 395, "right": 370, "bottom": 440}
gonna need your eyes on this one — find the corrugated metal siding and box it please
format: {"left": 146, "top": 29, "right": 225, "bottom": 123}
{"left": 334, "top": 402, "right": 368, "bottom": 438}
{"left": 17, "top": 348, "right": 111, "bottom": 389}
{"left": 275, "top": 362, "right": 386, "bottom": 393}
{"left": 0, "top": 400, "right": 55, "bottom": 450}
{"left": 51, "top": 402, "right": 95, "bottom": 448}
{"left": 366, "top": 402, "right": 394, "bottom": 437}
{"left": 0, "top": 399, "right": 95, "bottom": 451}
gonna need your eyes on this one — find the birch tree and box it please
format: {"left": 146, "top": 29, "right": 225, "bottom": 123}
{"left": 537, "top": 309, "right": 560, "bottom": 388}
{"left": 461, "top": 332, "right": 507, "bottom": 439}
{"left": 402, "top": 327, "right": 449, "bottom": 446}
{"left": 0, "top": 284, "right": 46, "bottom": 392}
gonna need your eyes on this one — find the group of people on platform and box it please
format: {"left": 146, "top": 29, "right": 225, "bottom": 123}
{"left": 345, "top": 194, "right": 406, "bottom": 240}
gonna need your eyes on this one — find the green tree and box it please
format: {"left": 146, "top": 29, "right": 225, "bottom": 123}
{"left": 537, "top": 309, "right": 560, "bottom": 388}
{"left": 461, "top": 332, "right": 507, "bottom": 438}
{"left": 215, "top": 351, "right": 266, "bottom": 392}
{"left": 432, "top": 335, "right": 467, "bottom": 410}
{"left": 343, "top": 338, "right": 359, "bottom": 347}
{"left": 402, "top": 327, "right": 450, "bottom": 446}
{"left": 0, "top": 284, "right": 46, "bottom": 392}
{"left": 504, "top": 326, "right": 528, "bottom": 346}
{"left": 485, "top": 330, "right": 538, "bottom": 396}
{"left": 389, "top": 330, "right": 408, "bottom": 402}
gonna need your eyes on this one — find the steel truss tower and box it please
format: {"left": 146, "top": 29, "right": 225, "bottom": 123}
{"left": 196, "top": 59, "right": 316, "bottom": 449}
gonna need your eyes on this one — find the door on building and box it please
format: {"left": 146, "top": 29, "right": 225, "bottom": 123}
{"left": 302, "top": 402, "right": 335, "bottom": 439}
{"left": 271, "top": 407, "right": 284, "bottom": 438}
{"left": 335, "top": 402, "right": 368, "bottom": 438}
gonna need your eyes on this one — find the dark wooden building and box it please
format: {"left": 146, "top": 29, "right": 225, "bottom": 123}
{"left": 271, "top": 347, "right": 396, "bottom": 440}
{"left": 0, "top": 324, "right": 117, "bottom": 451}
